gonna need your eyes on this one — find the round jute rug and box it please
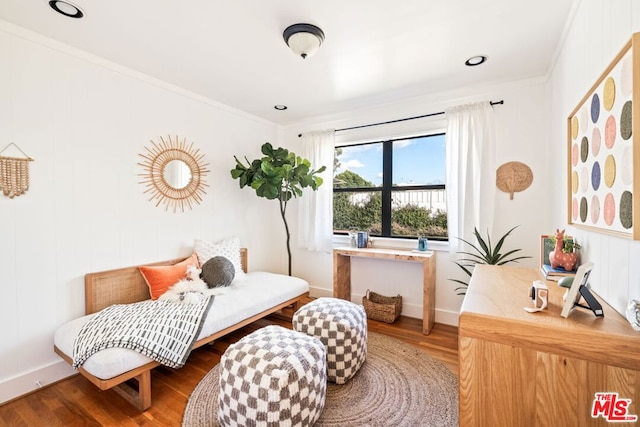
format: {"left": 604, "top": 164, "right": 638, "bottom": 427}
{"left": 182, "top": 332, "right": 458, "bottom": 427}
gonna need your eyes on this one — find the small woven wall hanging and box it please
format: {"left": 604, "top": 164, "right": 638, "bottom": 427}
{"left": 496, "top": 161, "right": 533, "bottom": 200}
{"left": 0, "top": 143, "right": 34, "bottom": 199}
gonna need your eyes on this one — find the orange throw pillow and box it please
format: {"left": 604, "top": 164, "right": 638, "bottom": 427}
{"left": 139, "top": 253, "right": 198, "bottom": 300}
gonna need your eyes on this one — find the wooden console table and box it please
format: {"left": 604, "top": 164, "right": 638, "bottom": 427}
{"left": 459, "top": 265, "right": 640, "bottom": 427}
{"left": 333, "top": 247, "right": 436, "bottom": 334}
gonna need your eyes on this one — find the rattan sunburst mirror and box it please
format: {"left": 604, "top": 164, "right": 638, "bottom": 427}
{"left": 138, "top": 135, "right": 209, "bottom": 212}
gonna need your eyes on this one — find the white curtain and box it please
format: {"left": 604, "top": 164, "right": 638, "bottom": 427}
{"left": 445, "top": 102, "right": 496, "bottom": 252}
{"left": 297, "top": 129, "right": 335, "bottom": 253}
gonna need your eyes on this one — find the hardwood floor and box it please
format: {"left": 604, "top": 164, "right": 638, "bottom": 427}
{"left": 0, "top": 299, "right": 458, "bottom": 426}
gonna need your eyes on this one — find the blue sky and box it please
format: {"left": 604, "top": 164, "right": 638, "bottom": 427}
{"left": 335, "top": 134, "right": 446, "bottom": 186}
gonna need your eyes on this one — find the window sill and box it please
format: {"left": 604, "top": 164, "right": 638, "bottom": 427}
{"left": 332, "top": 235, "right": 449, "bottom": 252}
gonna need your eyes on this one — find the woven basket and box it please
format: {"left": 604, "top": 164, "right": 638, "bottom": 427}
{"left": 362, "top": 289, "right": 402, "bottom": 323}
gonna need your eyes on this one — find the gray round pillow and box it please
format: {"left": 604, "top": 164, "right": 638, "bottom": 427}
{"left": 200, "top": 256, "right": 235, "bottom": 288}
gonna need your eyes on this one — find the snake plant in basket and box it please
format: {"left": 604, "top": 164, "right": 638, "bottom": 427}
{"left": 451, "top": 226, "right": 531, "bottom": 295}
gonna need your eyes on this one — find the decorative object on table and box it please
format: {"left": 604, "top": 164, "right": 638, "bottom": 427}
{"left": 558, "top": 276, "right": 574, "bottom": 289}
{"left": 626, "top": 300, "right": 640, "bottom": 332}
{"left": 450, "top": 226, "right": 531, "bottom": 295}
{"left": 362, "top": 289, "right": 402, "bottom": 323}
{"left": 183, "top": 332, "right": 459, "bottom": 427}
{"left": 524, "top": 280, "right": 548, "bottom": 313}
{"left": 356, "top": 231, "right": 368, "bottom": 248}
{"left": 548, "top": 229, "right": 579, "bottom": 272}
{"left": 496, "top": 161, "right": 533, "bottom": 200}
{"left": 138, "top": 135, "right": 209, "bottom": 213}
{"left": 539, "top": 232, "right": 580, "bottom": 280}
{"left": 567, "top": 32, "right": 639, "bottom": 240}
{"left": 230, "top": 142, "right": 326, "bottom": 275}
{"left": 0, "top": 142, "right": 34, "bottom": 198}
{"left": 560, "top": 262, "right": 603, "bottom": 318}
{"left": 348, "top": 229, "right": 358, "bottom": 247}
{"left": 418, "top": 234, "right": 429, "bottom": 251}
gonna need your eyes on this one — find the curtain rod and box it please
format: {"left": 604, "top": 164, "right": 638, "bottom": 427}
{"left": 298, "top": 100, "right": 504, "bottom": 137}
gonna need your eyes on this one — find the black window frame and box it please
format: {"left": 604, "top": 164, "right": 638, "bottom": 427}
{"left": 333, "top": 132, "right": 447, "bottom": 240}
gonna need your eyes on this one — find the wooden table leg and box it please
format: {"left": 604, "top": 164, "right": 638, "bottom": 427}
{"left": 333, "top": 252, "right": 351, "bottom": 300}
{"left": 422, "top": 255, "right": 436, "bottom": 334}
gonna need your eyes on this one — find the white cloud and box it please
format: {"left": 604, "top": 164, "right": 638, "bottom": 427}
{"left": 377, "top": 172, "right": 383, "bottom": 178}
{"left": 345, "top": 159, "right": 365, "bottom": 168}
{"left": 394, "top": 140, "right": 415, "bottom": 149}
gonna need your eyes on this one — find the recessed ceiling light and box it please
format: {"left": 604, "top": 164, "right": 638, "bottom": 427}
{"left": 49, "top": 0, "right": 84, "bottom": 18}
{"left": 274, "top": 105, "right": 288, "bottom": 111}
{"left": 465, "top": 55, "right": 488, "bottom": 66}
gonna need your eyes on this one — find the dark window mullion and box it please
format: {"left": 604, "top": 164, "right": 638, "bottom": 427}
{"left": 392, "top": 184, "right": 446, "bottom": 191}
{"left": 333, "top": 187, "right": 379, "bottom": 193}
{"left": 381, "top": 141, "right": 392, "bottom": 236}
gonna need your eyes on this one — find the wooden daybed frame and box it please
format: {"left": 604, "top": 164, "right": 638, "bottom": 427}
{"left": 53, "top": 249, "right": 306, "bottom": 411}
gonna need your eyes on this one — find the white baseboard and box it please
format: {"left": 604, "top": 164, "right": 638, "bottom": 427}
{"left": 308, "top": 286, "right": 460, "bottom": 327}
{"left": 435, "top": 309, "right": 460, "bottom": 327}
{"left": 309, "top": 287, "right": 333, "bottom": 298}
{"left": 0, "top": 360, "right": 76, "bottom": 405}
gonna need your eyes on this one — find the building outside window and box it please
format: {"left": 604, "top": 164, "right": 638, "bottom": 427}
{"left": 333, "top": 132, "right": 447, "bottom": 240}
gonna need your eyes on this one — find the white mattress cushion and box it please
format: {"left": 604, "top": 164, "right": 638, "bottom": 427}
{"left": 54, "top": 272, "right": 308, "bottom": 380}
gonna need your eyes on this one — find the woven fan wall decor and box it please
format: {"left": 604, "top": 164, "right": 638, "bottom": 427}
{"left": 0, "top": 143, "right": 34, "bottom": 199}
{"left": 496, "top": 161, "right": 533, "bottom": 200}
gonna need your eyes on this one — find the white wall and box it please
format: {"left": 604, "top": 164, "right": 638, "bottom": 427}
{"left": 283, "top": 78, "right": 554, "bottom": 326}
{"left": 0, "top": 21, "right": 286, "bottom": 403}
{"left": 548, "top": 0, "right": 640, "bottom": 315}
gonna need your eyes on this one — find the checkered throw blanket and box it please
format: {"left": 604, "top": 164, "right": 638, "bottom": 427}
{"left": 72, "top": 296, "right": 213, "bottom": 369}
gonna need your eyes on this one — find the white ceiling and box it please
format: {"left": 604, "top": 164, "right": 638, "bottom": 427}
{"left": 0, "top": 0, "right": 575, "bottom": 126}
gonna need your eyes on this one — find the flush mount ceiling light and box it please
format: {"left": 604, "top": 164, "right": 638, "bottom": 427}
{"left": 283, "top": 23, "right": 325, "bottom": 59}
{"left": 49, "top": 0, "right": 84, "bottom": 18}
{"left": 274, "top": 105, "right": 288, "bottom": 111}
{"left": 465, "top": 55, "right": 488, "bottom": 66}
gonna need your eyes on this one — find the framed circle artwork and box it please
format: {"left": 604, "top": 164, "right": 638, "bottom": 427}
{"left": 567, "top": 33, "right": 639, "bottom": 240}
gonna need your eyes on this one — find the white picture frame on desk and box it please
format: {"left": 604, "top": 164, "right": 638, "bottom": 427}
{"left": 560, "top": 262, "right": 594, "bottom": 318}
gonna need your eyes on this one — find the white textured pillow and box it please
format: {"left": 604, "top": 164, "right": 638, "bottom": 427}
{"left": 194, "top": 237, "right": 246, "bottom": 280}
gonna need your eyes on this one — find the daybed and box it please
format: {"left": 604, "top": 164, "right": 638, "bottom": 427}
{"left": 53, "top": 248, "right": 309, "bottom": 411}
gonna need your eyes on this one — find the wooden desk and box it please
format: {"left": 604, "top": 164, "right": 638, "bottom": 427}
{"left": 333, "top": 247, "right": 436, "bottom": 334}
{"left": 459, "top": 265, "right": 640, "bottom": 427}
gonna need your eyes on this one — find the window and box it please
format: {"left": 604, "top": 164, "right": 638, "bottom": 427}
{"left": 333, "top": 133, "right": 447, "bottom": 239}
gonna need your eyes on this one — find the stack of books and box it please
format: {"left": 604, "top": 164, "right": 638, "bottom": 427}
{"left": 540, "top": 263, "right": 577, "bottom": 281}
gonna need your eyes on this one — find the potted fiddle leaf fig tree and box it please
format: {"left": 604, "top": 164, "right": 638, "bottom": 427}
{"left": 230, "top": 142, "right": 326, "bottom": 276}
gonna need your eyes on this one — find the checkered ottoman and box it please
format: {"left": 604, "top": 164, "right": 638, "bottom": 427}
{"left": 217, "top": 325, "right": 326, "bottom": 427}
{"left": 293, "top": 297, "right": 367, "bottom": 384}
